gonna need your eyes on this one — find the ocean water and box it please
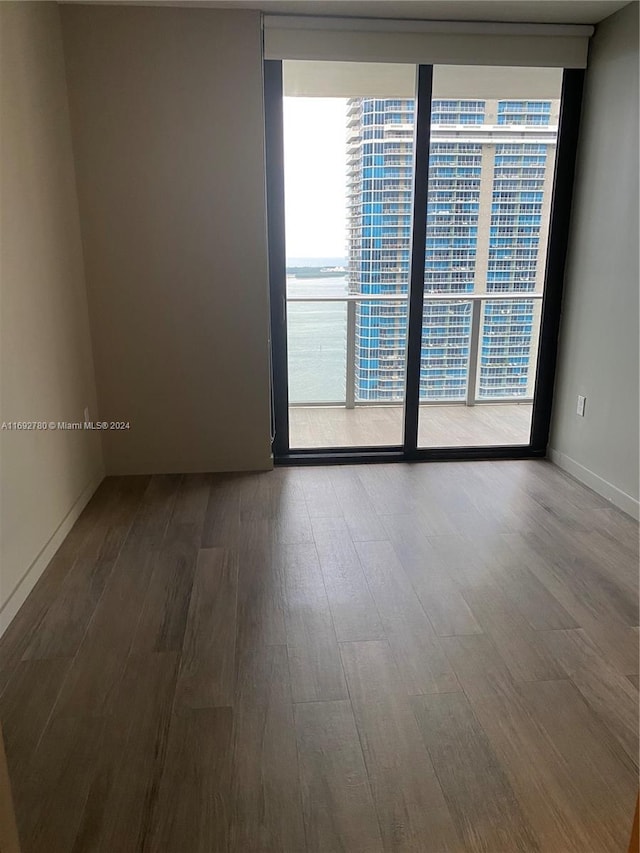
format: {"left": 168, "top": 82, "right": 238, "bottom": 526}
{"left": 287, "top": 276, "right": 348, "bottom": 404}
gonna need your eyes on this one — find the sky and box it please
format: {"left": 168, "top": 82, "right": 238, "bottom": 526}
{"left": 283, "top": 97, "right": 347, "bottom": 260}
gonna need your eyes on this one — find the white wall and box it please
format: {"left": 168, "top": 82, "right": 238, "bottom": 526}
{"left": 0, "top": 3, "right": 104, "bottom": 628}
{"left": 60, "top": 5, "right": 273, "bottom": 475}
{"left": 549, "top": 1, "right": 639, "bottom": 519}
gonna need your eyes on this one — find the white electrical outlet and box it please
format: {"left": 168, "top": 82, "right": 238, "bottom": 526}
{"left": 576, "top": 395, "right": 586, "bottom": 417}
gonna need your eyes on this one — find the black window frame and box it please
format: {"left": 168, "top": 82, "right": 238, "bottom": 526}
{"left": 264, "top": 60, "right": 584, "bottom": 466}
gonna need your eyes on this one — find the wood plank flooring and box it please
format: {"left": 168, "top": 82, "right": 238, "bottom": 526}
{"left": 0, "top": 460, "right": 637, "bottom": 852}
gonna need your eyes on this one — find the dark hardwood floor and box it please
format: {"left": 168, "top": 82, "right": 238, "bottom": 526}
{"left": 0, "top": 460, "right": 637, "bottom": 852}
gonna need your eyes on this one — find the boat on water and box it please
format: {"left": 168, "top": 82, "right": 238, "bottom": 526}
{"left": 286, "top": 266, "right": 346, "bottom": 279}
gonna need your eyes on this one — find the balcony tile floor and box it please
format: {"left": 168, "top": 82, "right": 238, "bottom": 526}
{"left": 289, "top": 403, "right": 533, "bottom": 449}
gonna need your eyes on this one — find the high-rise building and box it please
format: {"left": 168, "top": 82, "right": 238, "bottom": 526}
{"left": 346, "top": 95, "right": 559, "bottom": 403}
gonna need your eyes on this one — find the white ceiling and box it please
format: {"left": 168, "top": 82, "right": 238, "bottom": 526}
{"left": 59, "top": 0, "right": 632, "bottom": 26}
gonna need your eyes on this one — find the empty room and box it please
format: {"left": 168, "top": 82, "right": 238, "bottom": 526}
{"left": 0, "top": 1, "right": 638, "bottom": 851}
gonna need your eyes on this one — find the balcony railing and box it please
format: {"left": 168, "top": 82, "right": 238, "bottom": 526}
{"left": 286, "top": 292, "right": 543, "bottom": 408}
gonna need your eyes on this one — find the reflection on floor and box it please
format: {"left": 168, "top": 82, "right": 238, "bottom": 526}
{"left": 289, "top": 402, "right": 533, "bottom": 449}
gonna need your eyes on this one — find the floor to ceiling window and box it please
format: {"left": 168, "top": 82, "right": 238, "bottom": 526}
{"left": 265, "top": 53, "right": 583, "bottom": 463}
{"left": 416, "top": 66, "right": 562, "bottom": 448}
{"left": 281, "top": 62, "right": 416, "bottom": 449}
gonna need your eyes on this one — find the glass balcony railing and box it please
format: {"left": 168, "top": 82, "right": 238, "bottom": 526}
{"left": 286, "top": 293, "right": 543, "bottom": 407}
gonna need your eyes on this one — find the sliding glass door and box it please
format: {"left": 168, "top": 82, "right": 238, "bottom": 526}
{"left": 416, "top": 65, "right": 562, "bottom": 448}
{"left": 265, "top": 59, "right": 583, "bottom": 463}
{"left": 281, "top": 61, "right": 417, "bottom": 450}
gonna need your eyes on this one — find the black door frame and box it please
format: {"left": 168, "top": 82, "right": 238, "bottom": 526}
{"left": 264, "top": 60, "right": 584, "bottom": 466}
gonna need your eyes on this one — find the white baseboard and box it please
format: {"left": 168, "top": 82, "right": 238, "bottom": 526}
{"left": 0, "top": 469, "right": 105, "bottom": 637}
{"left": 548, "top": 448, "right": 639, "bottom": 520}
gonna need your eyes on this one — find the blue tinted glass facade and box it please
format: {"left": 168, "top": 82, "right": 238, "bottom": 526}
{"left": 423, "top": 141, "right": 482, "bottom": 399}
{"left": 497, "top": 100, "right": 552, "bottom": 125}
{"left": 347, "top": 97, "right": 555, "bottom": 403}
{"left": 349, "top": 99, "right": 415, "bottom": 400}
{"left": 431, "top": 99, "right": 485, "bottom": 125}
{"left": 480, "top": 141, "right": 549, "bottom": 397}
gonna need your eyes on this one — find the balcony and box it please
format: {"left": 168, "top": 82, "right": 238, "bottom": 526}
{"left": 286, "top": 291, "right": 541, "bottom": 449}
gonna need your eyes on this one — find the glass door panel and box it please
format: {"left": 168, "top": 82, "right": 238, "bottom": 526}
{"left": 282, "top": 61, "right": 416, "bottom": 449}
{"left": 417, "top": 66, "right": 562, "bottom": 447}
